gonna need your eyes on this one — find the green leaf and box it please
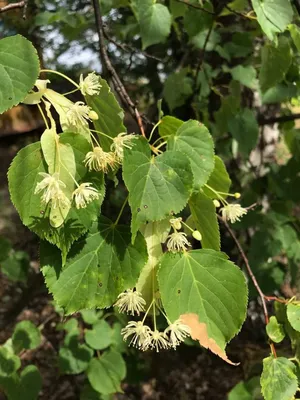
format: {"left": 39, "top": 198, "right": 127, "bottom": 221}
{"left": 134, "top": 0, "right": 171, "bottom": 49}
{"left": 266, "top": 316, "right": 285, "bottom": 343}
{"left": 18, "top": 366, "right": 42, "bottom": 400}
{"left": 262, "top": 83, "right": 297, "bottom": 104}
{"left": 85, "top": 320, "right": 112, "bottom": 350}
{"left": 230, "top": 65, "right": 257, "bottom": 89}
{"left": 85, "top": 77, "right": 126, "bottom": 151}
{"left": 228, "top": 108, "right": 259, "bottom": 157}
{"left": 289, "top": 24, "right": 300, "bottom": 52}
{"left": 87, "top": 350, "right": 126, "bottom": 395}
{"left": 0, "top": 347, "right": 20, "bottom": 377}
{"left": 287, "top": 303, "right": 300, "bottom": 332}
{"left": 183, "top": 6, "right": 213, "bottom": 37}
{"left": 123, "top": 137, "right": 193, "bottom": 242}
{"left": 192, "top": 29, "right": 221, "bottom": 51}
{"left": 111, "top": 323, "right": 127, "bottom": 353}
{"left": 251, "top": 0, "right": 294, "bottom": 41}
{"left": 12, "top": 321, "right": 41, "bottom": 353}
{"left": 8, "top": 134, "right": 105, "bottom": 259}
{"left": 259, "top": 37, "right": 292, "bottom": 93}
{"left": 80, "top": 383, "right": 104, "bottom": 400}
{"left": 163, "top": 69, "right": 193, "bottom": 111}
{"left": 1, "top": 251, "right": 30, "bottom": 282}
{"left": 0, "top": 35, "right": 40, "bottom": 114}
{"left": 81, "top": 309, "right": 103, "bottom": 325}
{"left": 167, "top": 120, "right": 215, "bottom": 190}
{"left": 158, "top": 250, "right": 248, "bottom": 350}
{"left": 0, "top": 366, "right": 42, "bottom": 400}
{"left": 0, "top": 237, "right": 11, "bottom": 262}
{"left": 228, "top": 377, "right": 262, "bottom": 400}
{"left": 189, "top": 192, "right": 220, "bottom": 251}
{"left": 59, "top": 334, "right": 94, "bottom": 374}
{"left": 41, "top": 216, "right": 147, "bottom": 313}
{"left": 158, "top": 116, "right": 184, "bottom": 138}
{"left": 260, "top": 356, "right": 297, "bottom": 400}
{"left": 202, "top": 156, "right": 231, "bottom": 199}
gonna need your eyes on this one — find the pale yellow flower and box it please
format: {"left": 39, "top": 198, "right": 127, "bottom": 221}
{"left": 142, "top": 330, "right": 170, "bottom": 352}
{"left": 35, "top": 172, "right": 66, "bottom": 205}
{"left": 84, "top": 146, "right": 116, "bottom": 172}
{"left": 72, "top": 183, "right": 99, "bottom": 209}
{"left": 167, "top": 231, "right": 191, "bottom": 253}
{"left": 164, "top": 319, "right": 191, "bottom": 349}
{"left": 114, "top": 289, "right": 146, "bottom": 316}
{"left": 66, "top": 101, "right": 91, "bottom": 126}
{"left": 220, "top": 204, "right": 247, "bottom": 223}
{"left": 111, "top": 133, "right": 136, "bottom": 162}
{"left": 79, "top": 72, "right": 102, "bottom": 96}
{"left": 121, "top": 321, "right": 151, "bottom": 348}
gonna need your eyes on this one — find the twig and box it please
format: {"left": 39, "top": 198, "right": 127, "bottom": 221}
{"left": 218, "top": 215, "right": 277, "bottom": 357}
{"left": 258, "top": 113, "right": 300, "bottom": 126}
{"left": 0, "top": 0, "right": 26, "bottom": 15}
{"left": 175, "top": 0, "right": 215, "bottom": 14}
{"left": 195, "top": 22, "right": 214, "bottom": 85}
{"left": 224, "top": 5, "right": 253, "bottom": 19}
{"left": 264, "top": 296, "right": 289, "bottom": 304}
{"left": 103, "top": 30, "right": 164, "bottom": 62}
{"left": 91, "top": 0, "right": 146, "bottom": 137}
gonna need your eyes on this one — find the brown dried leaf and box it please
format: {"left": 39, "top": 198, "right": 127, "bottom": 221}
{"left": 180, "top": 313, "right": 239, "bottom": 366}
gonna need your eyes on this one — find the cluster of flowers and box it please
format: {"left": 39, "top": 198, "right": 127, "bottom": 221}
{"left": 115, "top": 289, "right": 191, "bottom": 352}
{"left": 28, "top": 72, "right": 136, "bottom": 211}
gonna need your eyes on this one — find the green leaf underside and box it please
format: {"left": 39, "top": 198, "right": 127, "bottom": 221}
{"left": 251, "top": 0, "right": 293, "bottom": 41}
{"left": 266, "top": 316, "right": 285, "bottom": 343}
{"left": 87, "top": 350, "right": 126, "bottom": 395}
{"left": 85, "top": 77, "right": 126, "bottom": 151}
{"left": 260, "top": 356, "right": 297, "bottom": 400}
{"left": 259, "top": 37, "right": 292, "bottom": 93}
{"left": 158, "top": 249, "right": 248, "bottom": 349}
{"left": 8, "top": 133, "right": 105, "bottom": 258}
{"left": 123, "top": 136, "right": 193, "bottom": 242}
{"left": 134, "top": 0, "right": 171, "bottom": 49}
{"left": 0, "top": 35, "right": 40, "bottom": 114}
{"left": 167, "top": 120, "right": 215, "bottom": 190}
{"left": 202, "top": 156, "right": 231, "bottom": 199}
{"left": 40, "top": 216, "right": 147, "bottom": 314}
{"left": 189, "top": 192, "right": 220, "bottom": 251}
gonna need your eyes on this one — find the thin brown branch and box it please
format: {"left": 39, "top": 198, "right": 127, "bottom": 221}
{"left": 175, "top": 0, "right": 215, "bottom": 14}
{"left": 224, "top": 5, "right": 250, "bottom": 19}
{"left": 91, "top": 0, "right": 146, "bottom": 136}
{"left": 103, "top": 29, "right": 164, "bottom": 62}
{"left": 0, "top": 1, "right": 24, "bottom": 13}
{"left": 195, "top": 22, "right": 214, "bottom": 86}
{"left": 218, "top": 215, "right": 277, "bottom": 357}
{"left": 264, "top": 296, "right": 289, "bottom": 304}
{"left": 258, "top": 113, "right": 300, "bottom": 126}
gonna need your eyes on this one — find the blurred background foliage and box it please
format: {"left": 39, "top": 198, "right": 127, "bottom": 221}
{"left": 1, "top": 0, "right": 300, "bottom": 398}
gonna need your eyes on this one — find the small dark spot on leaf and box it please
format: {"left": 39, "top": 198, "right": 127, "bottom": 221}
{"left": 98, "top": 282, "right": 103, "bottom": 287}
{"left": 8, "top": 97, "right": 12, "bottom": 100}
{"left": 143, "top": 205, "right": 148, "bottom": 209}
{"left": 40, "top": 210, "right": 45, "bottom": 215}
{"left": 177, "top": 289, "right": 181, "bottom": 294}
{"left": 49, "top": 233, "right": 53, "bottom": 237}
{"left": 137, "top": 207, "right": 141, "bottom": 212}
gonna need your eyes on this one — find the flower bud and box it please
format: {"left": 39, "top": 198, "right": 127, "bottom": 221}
{"left": 192, "top": 230, "right": 202, "bottom": 241}
{"left": 213, "top": 199, "right": 221, "bottom": 208}
{"left": 234, "top": 192, "right": 241, "bottom": 199}
{"left": 89, "top": 110, "right": 98, "bottom": 120}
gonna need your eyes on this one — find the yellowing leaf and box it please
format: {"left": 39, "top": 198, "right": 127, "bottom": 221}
{"left": 180, "top": 313, "right": 239, "bottom": 365}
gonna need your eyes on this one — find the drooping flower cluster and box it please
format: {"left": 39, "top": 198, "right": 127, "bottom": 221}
{"left": 72, "top": 183, "right": 100, "bottom": 209}
{"left": 84, "top": 147, "right": 116, "bottom": 173}
{"left": 110, "top": 132, "right": 136, "bottom": 162}
{"left": 115, "top": 289, "right": 191, "bottom": 352}
{"left": 79, "top": 72, "right": 102, "bottom": 96}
